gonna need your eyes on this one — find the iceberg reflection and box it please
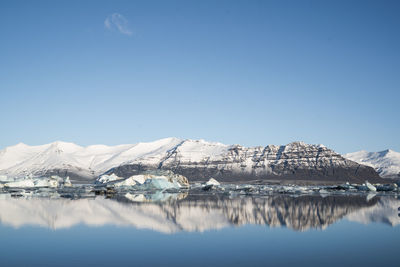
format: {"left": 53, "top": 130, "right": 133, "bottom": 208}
{"left": 0, "top": 192, "right": 398, "bottom": 233}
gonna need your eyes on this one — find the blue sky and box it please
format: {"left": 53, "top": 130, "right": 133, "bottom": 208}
{"left": 0, "top": 0, "right": 399, "bottom": 153}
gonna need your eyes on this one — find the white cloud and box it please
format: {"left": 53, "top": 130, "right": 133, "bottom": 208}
{"left": 104, "top": 13, "right": 132, "bottom": 36}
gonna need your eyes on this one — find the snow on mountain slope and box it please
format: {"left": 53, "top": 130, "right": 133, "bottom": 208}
{"left": 344, "top": 149, "right": 400, "bottom": 178}
{"left": 0, "top": 143, "right": 50, "bottom": 170}
{"left": 0, "top": 138, "right": 382, "bottom": 183}
{"left": 0, "top": 138, "right": 183, "bottom": 180}
{"left": 109, "top": 140, "right": 381, "bottom": 183}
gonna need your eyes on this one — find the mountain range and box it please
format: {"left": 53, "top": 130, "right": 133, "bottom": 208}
{"left": 0, "top": 137, "right": 394, "bottom": 183}
{"left": 344, "top": 149, "right": 400, "bottom": 179}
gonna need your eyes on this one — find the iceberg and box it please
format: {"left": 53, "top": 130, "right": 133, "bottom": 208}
{"left": 201, "top": 178, "right": 220, "bottom": 191}
{"left": 4, "top": 179, "right": 35, "bottom": 188}
{"left": 2, "top": 175, "right": 72, "bottom": 188}
{"left": 96, "top": 170, "right": 189, "bottom": 190}
{"left": 365, "top": 181, "right": 377, "bottom": 192}
{"left": 33, "top": 178, "right": 59, "bottom": 188}
{"left": 205, "top": 178, "right": 220, "bottom": 186}
{"left": 141, "top": 178, "right": 179, "bottom": 190}
{"left": 0, "top": 175, "right": 15, "bottom": 182}
{"left": 96, "top": 173, "right": 123, "bottom": 184}
{"left": 63, "top": 176, "right": 73, "bottom": 187}
{"left": 110, "top": 174, "right": 149, "bottom": 187}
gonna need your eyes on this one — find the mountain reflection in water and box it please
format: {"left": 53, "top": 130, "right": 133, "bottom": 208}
{"left": 0, "top": 192, "right": 398, "bottom": 233}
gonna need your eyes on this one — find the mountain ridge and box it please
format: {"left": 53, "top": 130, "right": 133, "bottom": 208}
{"left": 0, "top": 138, "right": 382, "bottom": 184}
{"left": 344, "top": 149, "right": 400, "bottom": 179}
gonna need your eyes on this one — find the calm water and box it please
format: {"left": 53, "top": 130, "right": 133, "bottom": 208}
{"left": 0, "top": 192, "right": 399, "bottom": 266}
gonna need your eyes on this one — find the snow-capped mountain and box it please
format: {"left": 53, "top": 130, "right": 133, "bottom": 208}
{"left": 0, "top": 138, "right": 183, "bottom": 181}
{"left": 344, "top": 149, "right": 400, "bottom": 179}
{"left": 107, "top": 140, "right": 381, "bottom": 183}
{"left": 0, "top": 138, "right": 381, "bottom": 183}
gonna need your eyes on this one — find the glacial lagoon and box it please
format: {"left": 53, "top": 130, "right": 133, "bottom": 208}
{"left": 0, "top": 186, "right": 399, "bottom": 267}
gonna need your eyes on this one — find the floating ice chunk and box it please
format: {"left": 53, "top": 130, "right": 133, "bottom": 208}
{"left": 129, "top": 174, "right": 147, "bottom": 185}
{"left": 294, "top": 186, "right": 311, "bottom": 194}
{"left": 205, "top": 178, "right": 220, "bottom": 186}
{"left": 100, "top": 170, "right": 189, "bottom": 190}
{"left": 49, "top": 175, "right": 73, "bottom": 187}
{"left": 356, "top": 181, "right": 377, "bottom": 192}
{"left": 190, "top": 183, "right": 203, "bottom": 190}
{"left": 63, "top": 176, "right": 72, "bottom": 187}
{"left": 3, "top": 175, "right": 69, "bottom": 188}
{"left": 236, "top": 185, "right": 257, "bottom": 194}
{"left": 96, "top": 173, "right": 123, "bottom": 184}
{"left": 365, "top": 181, "right": 377, "bottom": 192}
{"left": 112, "top": 176, "right": 140, "bottom": 187}
{"left": 0, "top": 175, "right": 15, "bottom": 182}
{"left": 160, "top": 171, "right": 189, "bottom": 187}
{"left": 201, "top": 178, "right": 220, "bottom": 191}
{"left": 109, "top": 174, "right": 153, "bottom": 186}
{"left": 4, "top": 179, "right": 35, "bottom": 188}
{"left": 141, "top": 178, "right": 180, "bottom": 190}
{"left": 33, "top": 178, "right": 59, "bottom": 188}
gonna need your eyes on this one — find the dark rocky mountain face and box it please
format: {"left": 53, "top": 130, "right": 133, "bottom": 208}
{"left": 106, "top": 141, "right": 382, "bottom": 184}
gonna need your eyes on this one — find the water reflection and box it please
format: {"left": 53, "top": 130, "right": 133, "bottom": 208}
{"left": 0, "top": 192, "right": 398, "bottom": 233}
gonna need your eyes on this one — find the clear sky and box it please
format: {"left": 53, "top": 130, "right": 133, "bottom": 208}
{"left": 0, "top": 0, "right": 399, "bottom": 153}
